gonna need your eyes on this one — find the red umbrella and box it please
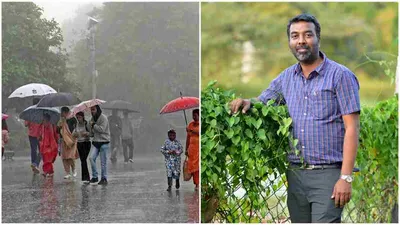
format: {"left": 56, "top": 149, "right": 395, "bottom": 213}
{"left": 2, "top": 114, "right": 9, "bottom": 120}
{"left": 160, "top": 95, "right": 199, "bottom": 125}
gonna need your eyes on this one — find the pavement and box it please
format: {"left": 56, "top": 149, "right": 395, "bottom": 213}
{"left": 1, "top": 153, "right": 199, "bottom": 223}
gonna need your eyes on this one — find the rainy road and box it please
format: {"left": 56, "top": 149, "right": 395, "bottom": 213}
{"left": 2, "top": 154, "right": 199, "bottom": 223}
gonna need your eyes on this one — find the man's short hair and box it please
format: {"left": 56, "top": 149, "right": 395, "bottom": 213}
{"left": 287, "top": 13, "right": 321, "bottom": 40}
{"left": 61, "top": 106, "right": 70, "bottom": 113}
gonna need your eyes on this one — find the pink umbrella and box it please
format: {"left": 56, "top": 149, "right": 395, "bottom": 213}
{"left": 71, "top": 99, "right": 106, "bottom": 116}
{"left": 2, "top": 114, "right": 9, "bottom": 120}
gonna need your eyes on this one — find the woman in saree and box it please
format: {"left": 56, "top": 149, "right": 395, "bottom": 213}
{"left": 38, "top": 113, "right": 59, "bottom": 177}
{"left": 185, "top": 109, "right": 199, "bottom": 190}
{"left": 58, "top": 107, "right": 78, "bottom": 179}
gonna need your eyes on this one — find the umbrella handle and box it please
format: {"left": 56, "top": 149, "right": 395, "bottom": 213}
{"left": 180, "top": 91, "right": 188, "bottom": 125}
{"left": 183, "top": 109, "right": 188, "bottom": 126}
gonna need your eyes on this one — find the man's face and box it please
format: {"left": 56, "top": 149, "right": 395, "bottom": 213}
{"left": 91, "top": 106, "right": 97, "bottom": 116}
{"left": 288, "top": 21, "right": 319, "bottom": 64}
{"left": 61, "top": 111, "right": 68, "bottom": 118}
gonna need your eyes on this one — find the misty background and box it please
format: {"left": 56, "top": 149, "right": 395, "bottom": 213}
{"left": 2, "top": 2, "right": 199, "bottom": 155}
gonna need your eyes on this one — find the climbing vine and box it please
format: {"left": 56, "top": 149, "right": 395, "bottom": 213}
{"left": 201, "top": 81, "right": 296, "bottom": 222}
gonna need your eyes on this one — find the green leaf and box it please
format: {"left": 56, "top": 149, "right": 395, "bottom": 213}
{"left": 224, "top": 129, "right": 234, "bottom": 139}
{"left": 210, "top": 119, "right": 217, "bottom": 127}
{"left": 207, "top": 80, "right": 217, "bottom": 87}
{"left": 257, "top": 129, "right": 266, "bottom": 140}
{"left": 232, "top": 135, "right": 241, "bottom": 145}
{"left": 228, "top": 117, "right": 235, "bottom": 127}
{"left": 255, "top": 118, "right": 263, "bottom": 129}
{"left": 262, "top": 106, "right": 268, "bottom": 116}
{"left": 245, "top": 129, "right": 253, "bottom": 139}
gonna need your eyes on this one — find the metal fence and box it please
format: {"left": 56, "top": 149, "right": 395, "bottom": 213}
{"left": 208, "top": 166, "right": 397, "bottom": 223}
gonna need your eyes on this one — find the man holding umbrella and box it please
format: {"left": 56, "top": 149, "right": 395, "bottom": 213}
{"left": 121, "top": 110, "right": 134, "bottom": 164}
{"left": 89, "top": 105, "right": 111, "bottom": 185}
{"left": 108, "top": 109, "right": 122, "bottom": 163}
{"left": 25, "top": 98, "right": 42, "bottom": 174}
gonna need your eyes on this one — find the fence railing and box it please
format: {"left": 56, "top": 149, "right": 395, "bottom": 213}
{"left": 207, "top": 166, "right": 397, "bottom": 223}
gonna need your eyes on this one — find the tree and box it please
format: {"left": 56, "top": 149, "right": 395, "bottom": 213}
{"left": 69, "top": 2, "right": 199, "bottom": 114}
{"left": 2, "top": 2, "right": 75, "bottom": 110}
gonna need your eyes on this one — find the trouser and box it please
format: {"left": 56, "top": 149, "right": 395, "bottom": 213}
{"left": 42, "top": 151, "right": 57, "bottom": 174}
{"left": 110, "top": 135, "right": 121, "bottom": 160}
{"left": 77, "top": 141, "right": 91, "bottom": 181}
{"left": 286, "top": 168, "right": 343, "bottom": 223}
{"left": 90, "top": 143, "right": 109, "bottom": 179}
{"left": 62, "top": 158, "right": 76, "bottom": 174}
{"left": 29, "top": 136, "right": 41, "bottom": 167}
{"left": 122, "top": 138, "right": 134, "bottom": 162}
{"left": 192, "top": 170, "right": 199, "bottom": 185}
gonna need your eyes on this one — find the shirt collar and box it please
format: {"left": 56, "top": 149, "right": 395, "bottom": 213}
{"left": 294, "top": 51, "right": 327, "bottom": 76}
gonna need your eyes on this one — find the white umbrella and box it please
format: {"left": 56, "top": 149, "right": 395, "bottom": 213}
{"left": 8, "top": 83, "right": 57, "bottom": 98}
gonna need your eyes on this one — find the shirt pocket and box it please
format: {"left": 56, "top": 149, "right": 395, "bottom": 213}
{"left": 309, "top": 89, "right": 336, "bottom": 120}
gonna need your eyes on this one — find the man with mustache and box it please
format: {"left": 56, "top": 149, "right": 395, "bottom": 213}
{"left": 230, "top": 14, "right": 360, "bottom": 223}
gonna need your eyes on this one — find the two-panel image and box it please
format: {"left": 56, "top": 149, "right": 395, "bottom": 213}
{"left": 1, "top": 1, "right": 398, "bottom": 224}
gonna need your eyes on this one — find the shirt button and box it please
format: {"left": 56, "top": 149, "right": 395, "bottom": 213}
{"left": 304, "top": 96, "right": 308, "bottom": 99}
{"left": 303, "top": 113, "right": 307, "bottom": 116}
{"left": 302, "top": 146, "right": 305, "bottom": 149}
{"left": 301, "top": 129, "right": 304, "bottom": 132}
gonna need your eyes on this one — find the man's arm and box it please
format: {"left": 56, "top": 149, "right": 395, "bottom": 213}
{"left": 332, "top": 70, "right": 361, "bottom": 208}
{"left": 93, "top": 116, "right": 108, "bottom": 134}
{"left": 341, "top": 113, "right": 360, "bottom": 175}
{"left": 230, "top": 74, "right": 284, "bottom": 114}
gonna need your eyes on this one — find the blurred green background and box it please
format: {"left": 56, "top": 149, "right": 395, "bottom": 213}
{"left": 201, "top": 2, "right": 398, "bottom": 107}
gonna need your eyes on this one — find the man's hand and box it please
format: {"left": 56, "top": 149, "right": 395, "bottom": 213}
{"left": 331, "top": 179, "right": 352, "bottom": 208}
{"left": 229, "top": 98, "right": 251, "bottom": 114}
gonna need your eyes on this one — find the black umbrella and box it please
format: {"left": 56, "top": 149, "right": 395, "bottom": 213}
{"left": 37, "top": 92, "right": 81, "bottom": 107}
{"left": 102, "top": 100, "right": 140, "bottom": 113}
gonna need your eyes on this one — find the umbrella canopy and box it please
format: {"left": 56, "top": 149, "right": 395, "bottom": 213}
{"left": 19, "top": 105, "right": 60, "bottom": 125}
{"left": 71, "top": 99, "right": 106, "bottom": 116}
{"left": 102, "top": 100, "right": 140, "bottom": 113}
{"left": 2, "top": 114, "right": 9, "bottom": 120}
{"left": 37, "top": 92, "right": 81, "bottom": 108}
{"left": 160, "top": 97, "right": 199, "bottom": 114}
{"left": 8, "top": 83, "right": 57, "bottom": 98}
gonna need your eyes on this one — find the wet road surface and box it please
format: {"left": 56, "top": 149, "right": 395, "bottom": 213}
{"left": 2, "top": 154, "right": 199, "bottom": 223}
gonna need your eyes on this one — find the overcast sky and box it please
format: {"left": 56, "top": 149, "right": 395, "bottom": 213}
{"left": 34, "top": 1, "right": 101, "bottom": 24}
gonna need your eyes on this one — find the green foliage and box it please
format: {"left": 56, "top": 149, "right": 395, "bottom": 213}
{"left": 202, "top": 81, "right": 398, "bottom": 223}
{"left": 348, "top": 94, "right": 398, "bottom": 222}
{"left": 201, "top": 81, "right": 296, "bottom": 222}
{"left": 2, "top": 2, "right": 75, "bottom": 101}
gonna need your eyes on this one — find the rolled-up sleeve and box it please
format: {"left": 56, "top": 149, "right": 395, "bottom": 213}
{"left": 258, "top": 73, "right": 285, "bottom": 105}
{"left": 335, "top": 70, "right": 361, "bottom": 115}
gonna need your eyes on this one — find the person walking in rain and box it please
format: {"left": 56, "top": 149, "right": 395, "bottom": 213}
{"left": 108, "top": 109, "right": 122, "bottom": 163}
{"left": 72, "top": 112, "right": 91, "bottom": 184}
{"left": 2, "top": 119, "right": 9, "bottom": 158}
{"left": 38, "top": 113, "right": 59, "bottom": 178}
{"left": 25, "top": 98, "right": 41, "bottom": 174}
{"left": 121, "top": 110, "right": 134, "bottom": 164}
{"left": 58, "top": 107, "right": 78, "bottom": 179}
{"left": 185, "top": 109, "right": 200, "bottom": 190}
{"left": 160, "top": 129, "right": 183, "bottom": 191}
{"left": 89, "top": 105, "right": 110, "bottom": 185}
